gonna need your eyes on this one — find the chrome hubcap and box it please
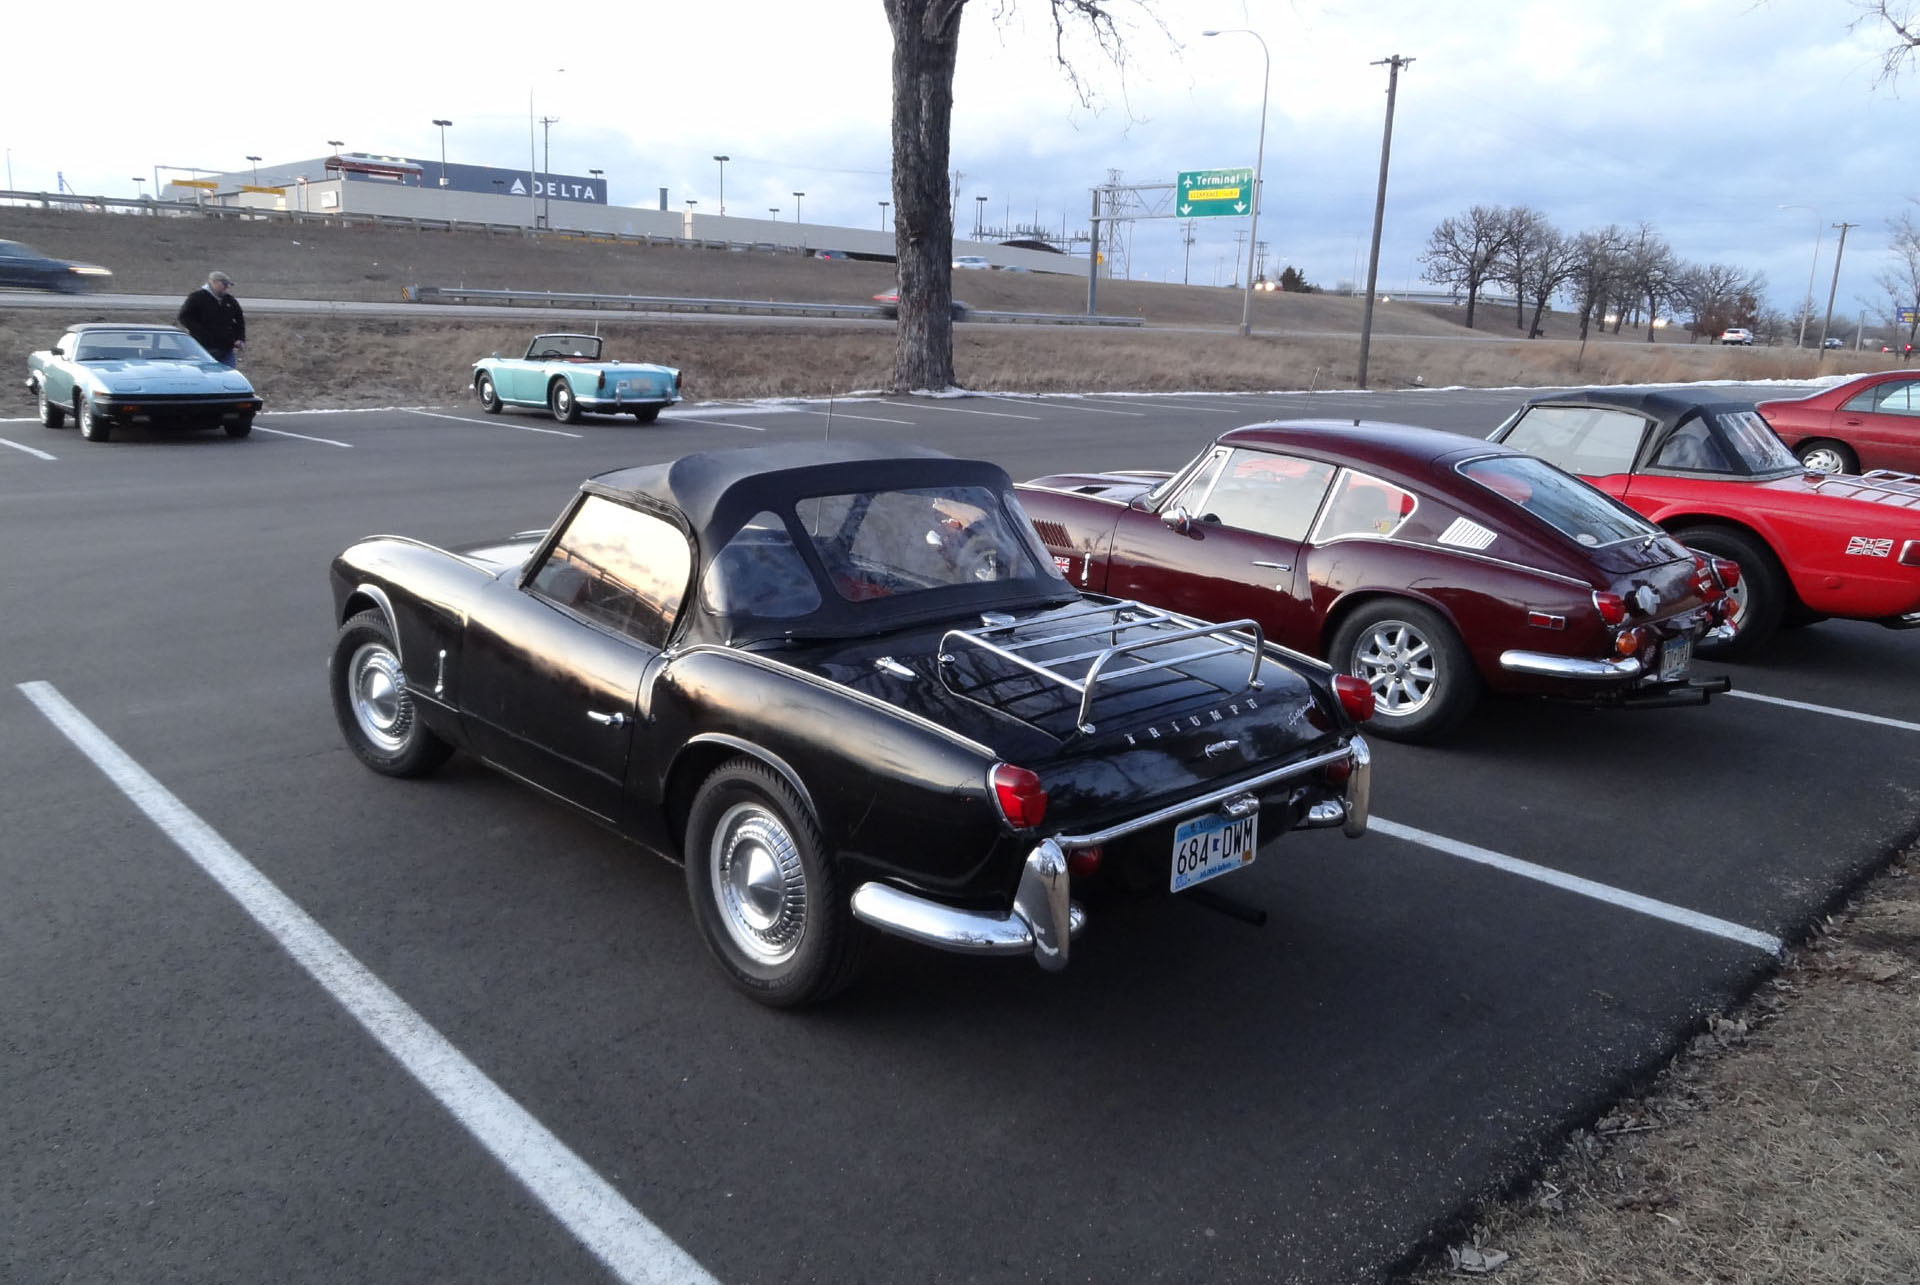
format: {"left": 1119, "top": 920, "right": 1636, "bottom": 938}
{"left": 1353, "top": 621, "right": 1437, "bottom": 716}
{"left": 1721, "top": 573, "right": 1751, "bottom": 633}
{"left": 710, "top": 802, "right": 807, "bottom": 965}
{"left": 1800, "top": 446, "right": 1846, "bottom": 474}
{"left": 555, "top": 387, "right": 570, "bottom": 413}
{"left": 348, "top": 642, "right": 412, "bottom": 753}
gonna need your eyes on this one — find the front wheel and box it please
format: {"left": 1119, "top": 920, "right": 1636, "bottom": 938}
{"left": 1794, "top": 439, "right": 1856, "bottom": 475}
{"left": 328, "top": 609, "right": 454, "bottom": 777}
{"left": 684, "top": 758, "right": 870, "bottom": 1007}
{"left": 549, "top": 379, "right": 581, "bottom": 424}
{"left": 76, "top": 395, "right": 109, "bottom": 442}
{"left": 36, "top": 385, "right": 65, "bottom": 428}
{"left": 1678, "top": 526, "right": 1787, "bottom": 658}
{"left": 476, "top": 373, "right": 503, "bottom": 414}
{"left": 225, "top": 413, "right": 254, "bottom": 439}
{"left": 1328, "top": 600, "right": 1477, "bottom": 742}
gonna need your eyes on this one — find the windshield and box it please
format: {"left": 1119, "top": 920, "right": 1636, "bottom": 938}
{"left": 527, "top": 335, "right": 602, "bottom": 360}
{"left": 1459, "top": 455, "right": 1658, "bottom": 548}
{"left": 72, "top": 331, "right": 213, "bottom": 362}
{"left": 795, "top": 484, "right": 1058, "bottom": 603}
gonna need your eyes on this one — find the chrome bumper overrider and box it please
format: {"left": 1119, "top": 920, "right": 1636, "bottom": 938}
{"left": 1499, "top": 650, "right": 1644, "bottom": 680}
{"left": 849, "top": 736, "right": 1372, "bottom": 970}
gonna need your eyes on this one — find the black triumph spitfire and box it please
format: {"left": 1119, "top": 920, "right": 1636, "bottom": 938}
{"left": 328, "top": 442, "right": 1374, "bottom": 1006}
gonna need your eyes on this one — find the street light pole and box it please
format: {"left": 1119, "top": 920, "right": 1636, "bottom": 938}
{"left": 245, "top": 154, "right": 262, "bottom": 184}
{"left": 539, "top": 115, "right": 559, "bottom": 227}
{"left": 1818, "top": 222, "right": 1856, "bottom": 357}
{"left": 1356, "top": 54, "right": 1415, "bottom": 390}
{"left": 713, "top": 155, "right": 729, "bottom": 216}
{"left": 878, "top": 200, "right": 889, "bottom": 230}
{"left": 792, "top": 191, "right": 804, "bottom": 221}
{"left": 1778, "top": 203, "right": 1822, "bottom": 349}
{"left": 1203, "top": 27, "right": 1270, "bottom": 339}
{"left": 431, "top": 119, "right": 453, "bottom": 187}
{"left": 974, "top": 194, "right": 988, "bottom": 240}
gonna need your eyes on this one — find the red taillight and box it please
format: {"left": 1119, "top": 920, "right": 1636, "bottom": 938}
{"left": 1711, "top": 557, "right": 1741, "bottom": 591}
{"left": 1592, "top": 591, "right": 1627, "bottom": 626}
{"left": 1332, "top": 673, "right": 1375, "bottom": 723}
{"left": 990, "top": 763, "right": 1048, "bottom": 829}
{"left": 1067, "top": 845, "right": 1102, "bottom": 877}
{"left": 1323, "top": 755, "right": 1354, "bottom": 785}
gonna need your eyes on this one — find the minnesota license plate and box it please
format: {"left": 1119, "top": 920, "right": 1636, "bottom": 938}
{"left": 1659, "top": 636, "right": 1691, "bottom": 681}
{"left": 1170, "top": 811, "right": 1259, "bottom": 893}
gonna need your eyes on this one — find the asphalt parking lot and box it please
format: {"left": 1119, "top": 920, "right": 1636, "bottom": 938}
{"left": 4, "top": 384, "right": 1914, "bottom": 1284}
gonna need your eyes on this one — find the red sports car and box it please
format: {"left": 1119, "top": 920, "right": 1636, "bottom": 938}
{"left": 1756, "top": 370, "right": 1920, "bottom": 474}
{"left": 1490, "top": 388, "right": 1920, "bottom": 656}
{"left": 1017, "top": 420, "right": 1731, "bottom": 741}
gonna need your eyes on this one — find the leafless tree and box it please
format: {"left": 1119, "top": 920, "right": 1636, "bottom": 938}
{"left": 1673, "top": 262, "right": 1767, "bottom": 341}
{"left": 1493, "top": 206, "right": 1552, "bottom": 331}
{"left": 1852, "top": 2, "right": 1920, "bottom": 84}
{"left": 1568, "top": 226, "right": 1629, "bottom": 341}
{"left": 883, "top": 0, "right": 1152, "bottom": 392}
{"left": 1622, "top": 223, "right": 1679, "bottom": 343}
{"left": 1521, "top": 226, "right": 1582, "bottom": 339}
{"left": 1420, "top": 205, "right": 1513, "bottom": 329}
{"left": 1876, "top": 208, "right": 1920, "bottom": 349}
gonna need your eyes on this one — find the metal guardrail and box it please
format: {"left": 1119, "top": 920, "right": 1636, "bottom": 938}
{"left": 402, "top": 284, "right": 1145, "bottom": 327}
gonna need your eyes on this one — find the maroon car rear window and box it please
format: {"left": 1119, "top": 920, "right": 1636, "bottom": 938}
{"left": 1458, "top": 455, "right": 1656, "bottom": 548}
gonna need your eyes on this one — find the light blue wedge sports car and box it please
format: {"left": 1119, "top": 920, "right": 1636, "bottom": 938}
{"left": 472, "top": 334, "right": 681, "bottom": 424}
{"left": 25, "top": 323, "right": 262, "bottom": 442}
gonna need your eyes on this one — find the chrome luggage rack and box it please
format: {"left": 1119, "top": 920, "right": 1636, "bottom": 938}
{"left": 936, "top": 600, "right": 1265, "bottom": 734}
{"left": 1858, "top": 469, "right": 1920, "bottom": 507}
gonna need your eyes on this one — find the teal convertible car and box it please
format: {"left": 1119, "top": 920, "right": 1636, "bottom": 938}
{"left": 26, "top": 323, "right": 261, "bottom": 442}
{"left": 472, "top": 334, "right": 681, "bottom": 424}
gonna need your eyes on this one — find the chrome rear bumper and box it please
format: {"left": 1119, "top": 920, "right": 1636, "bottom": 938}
{"left": 1500, "top": 650, "right": 1643, "bottom": 680}
{"left": 849, "top": 736, "right": 1372, "bottom": 969}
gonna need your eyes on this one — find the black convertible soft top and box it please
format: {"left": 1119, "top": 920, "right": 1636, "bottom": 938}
{"left": 1528, "top": 387, "right": 1755, "bottom": 429}
{"left": 589, "top": 442, "right": 1078, "bottom": 646}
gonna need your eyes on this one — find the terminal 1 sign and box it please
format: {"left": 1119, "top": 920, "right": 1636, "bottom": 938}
{"left": 1177, "top": 168, "right": 1254, "bottom": 218}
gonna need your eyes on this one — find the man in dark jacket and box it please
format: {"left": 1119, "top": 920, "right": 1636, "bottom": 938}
{"left": 177, "top": 271, "right": 246, "bottom": 366}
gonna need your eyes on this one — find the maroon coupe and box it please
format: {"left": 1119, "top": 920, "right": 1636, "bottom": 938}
{"left": 1017, "top": 421, "right": 1733, "bottom": 741}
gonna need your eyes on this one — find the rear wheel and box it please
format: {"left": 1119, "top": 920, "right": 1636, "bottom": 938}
{"left": 76, "top": 395, "right": 109, "bottom": 442}
{"left": 36, "top": 385, "right": 65, "bottom": 428}
{"left": 549, "top": 379, "right": 581, "bottom": 424}
{"left": 1794, "top": 439, "right": 1856, "bottom": 474}
{"left": 476, "top": 373, "right": 503, "bottom": 414}
{"left": 1678, "top": 526, "right": 1786, "bottom": 658}
{"left": 328, "top": 609, "right": 454, "bottom": 777}
{"left": 684, "top": 757, "right": 870, "bottom": 1007}
{"left": 1328, "top": 600, "right": 1477, "bottom": 742}
{"left": 631, "top": 405, "right": 661, "bottom": 424}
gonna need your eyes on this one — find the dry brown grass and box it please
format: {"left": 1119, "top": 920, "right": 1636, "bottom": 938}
{"left": 1405, "top": 853, "right": 1920, "bottom": 1285}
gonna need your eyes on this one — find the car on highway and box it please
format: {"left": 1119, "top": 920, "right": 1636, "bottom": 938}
{"left": 872, "top": 287, "right": 969, "bottom": 321}
{"left": 472, "top": 333, "right": 680, "bottom": 424}
{"left": 952, "top": 255, "right": 991, "bottom": 270}
{"left": 327, "top": 442, "right": 1374, "bottom": 1006}
{"left": 1823, "top": 336, "right": 1844, "bottom": 349}
{"left": 24, "top": 323, "right": 261, "bottom": 442}
{"left": 1719, "top": 327, "right": 1754, "bottom": 346}
{"left": 0, "top": 239, "right": 112, "bottom": 292}
{"left": 1490, "top": 388, "right": 1920, "bottom": 655}
{"left": 1016, "top": 421, "right": 1732, "bottom": 742}
{"left": 1756, "top": 369, "right": 1920, "bottom": 474}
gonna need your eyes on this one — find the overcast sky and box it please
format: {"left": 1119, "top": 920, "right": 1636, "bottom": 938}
{"left": 6, "top": 0, "right": 1917, "bottom": 328}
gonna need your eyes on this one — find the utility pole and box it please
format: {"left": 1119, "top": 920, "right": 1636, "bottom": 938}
{"left": 1182, "top": 219, "right": 1196, "bottom": 285}
{"left": 540, "top": 116, "right": 559, "bottom": 227}
{"left": 1357, "top": 54, "right": 1414, "bottom": 390}
{"left": 1817, "top": 221, "right": 1855, "bottom": 358}
{"left": 1232, "top": 229, "right": 1247, "bottom": 288}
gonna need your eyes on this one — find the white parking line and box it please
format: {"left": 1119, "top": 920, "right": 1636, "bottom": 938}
{"left": 798, "top": 408, "right": 917, "bottom": 425}
{"left": 984, "top": 397, "right": 1145, "bottom": 418}
{"left": 16, "top": 681, "right": 717, "bottom": 1285}
{"left": 0, "top": 437, "right": 57, "bottom": 460}
{"left": 1727, "top": 689, "right": 1920, "bottom": 734}
{"left": 404, "top": 409, "right": 583, "bottom": 439}
{"left": 1370, "top": 816, "right": 1785, "bottom": 956}
{"left": 681, "top": 418, "right": 767, "bottom": 432}
{"left": 1091, "top": 398, "right": 1241, "bottom": 414}
{"left": 884, "top": 400, "right": 1042, "bottom": 420}
{"left": 253, "top": 426, "right": 353, "bottom": 448}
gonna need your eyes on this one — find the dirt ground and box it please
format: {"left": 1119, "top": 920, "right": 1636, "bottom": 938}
{"left": 7, "top": 207, "right": 1919, "bottom": 1284}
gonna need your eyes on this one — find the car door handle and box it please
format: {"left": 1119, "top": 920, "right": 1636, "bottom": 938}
{"left": 587, "top": 710, "right": 628, "bottom": 728}
{"left": 1251, "top": 560, "right": 1292, "bottom": 571}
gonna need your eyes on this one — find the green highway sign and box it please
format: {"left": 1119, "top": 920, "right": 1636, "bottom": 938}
{"left": 1177, "top": 168, "right": 1254, "bottom": 218}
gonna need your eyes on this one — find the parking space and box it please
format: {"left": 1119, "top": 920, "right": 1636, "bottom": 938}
{"left": 2, "top": 384, "right": 1908, "bottom": 1284}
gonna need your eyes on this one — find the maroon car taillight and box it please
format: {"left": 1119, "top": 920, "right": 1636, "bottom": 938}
{"left": 1323, "top": 754, "right": 1354, "bottom": 785}
{"left": 1614, "top": 626, "right": 1650, "bottom": 658}
{"left": 1067, "top": 845, "right": 1102, "bottom": 877}
{"left": 1711, "top": 557, "right": 1742, "bottom": 591}
{"left": 1332, "top": 673, "right": 1375, "bottom": 723}
{"left": 990, "top": 763, "right": 1048, "bottom": 829}
{"left": 1592, "top": 591, "right": 1628, "bottom": 625}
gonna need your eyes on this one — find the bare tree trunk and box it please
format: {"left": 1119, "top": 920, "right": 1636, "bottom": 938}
{"left": 885, "top": 0, "right": 965, "bottom": 392}
{"left": 1465, "top": 279, "right": 1479, "bottom": 329}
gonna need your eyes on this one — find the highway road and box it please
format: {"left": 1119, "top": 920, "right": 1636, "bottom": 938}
{"left": 3, "top": 383, "right": 1913, "bottom": 1283}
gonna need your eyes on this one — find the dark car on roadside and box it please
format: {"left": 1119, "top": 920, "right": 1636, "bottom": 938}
{"left": 0, "top": 239, "right": 112, "bottom": 291}
{"left": 1017, "top": 421, "right": 1733, "bottom": 742}
{"left": 328, "top": 442, "right": 1374, "bottom": 1007}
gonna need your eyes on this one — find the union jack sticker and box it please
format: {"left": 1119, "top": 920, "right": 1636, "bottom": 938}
{"left": 1845, "top": 536, "right": 1894, "bottom": 557}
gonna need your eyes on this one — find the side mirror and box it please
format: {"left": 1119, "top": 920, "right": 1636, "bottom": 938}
{"left": 1161, "top": 506, "right": 1193, "bottom": 535}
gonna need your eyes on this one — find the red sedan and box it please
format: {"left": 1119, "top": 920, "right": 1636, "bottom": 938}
{"left": 1491, "top": 388, "right": 1920, "bottom": 655}
{"left": 1756, "top": 370, "right": 1920, "bottom": 474}
{"left": 1017, "top": 421, "right": 1731, "bottom": 741}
